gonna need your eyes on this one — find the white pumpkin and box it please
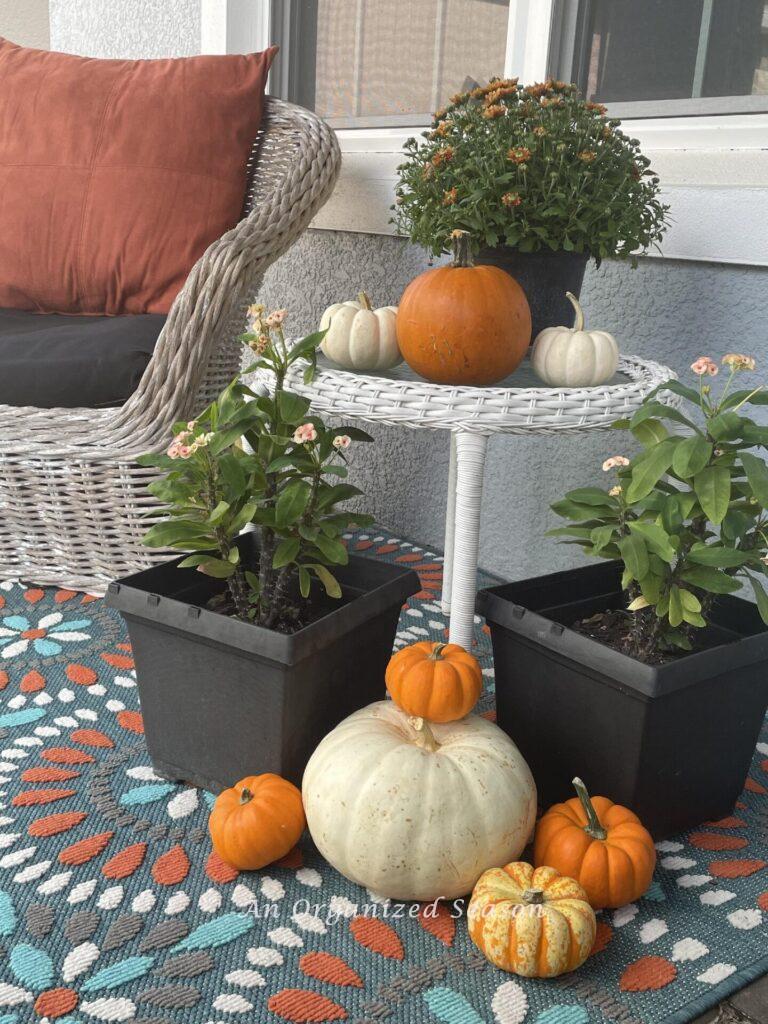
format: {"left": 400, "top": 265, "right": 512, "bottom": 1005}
{"left": 319, "top": 291, "right": 401, "bottom": 370}
{"left": 302, "top": 701, "right": 536, "bottom": 901}
{"left": 531, "top": 291, "right": 619, "bottom": 387}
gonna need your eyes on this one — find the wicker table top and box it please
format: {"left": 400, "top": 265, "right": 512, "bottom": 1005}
{"left": 265, "top": 353, "right": 677, "bottom": 435}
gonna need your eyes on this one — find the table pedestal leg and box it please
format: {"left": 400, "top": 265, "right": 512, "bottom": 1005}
{"left": 441, "top": 433, "right": 458, "bottom": 616}
{"left": 448, "top": 433, "right": 488, "bottom": 648}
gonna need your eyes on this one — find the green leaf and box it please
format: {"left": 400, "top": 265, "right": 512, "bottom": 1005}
{"left": 334, "top": 425, "right": 374, "bottom": 443}
{"left": 660, "top": 494, "right": 683, "bottom": 533}
{"left": 618, "top": 533, "right": 649, "bottom": 581}
{"left": 680, "top": 564, "right": 742, "bottom": 594}
{"left": 311, "top": 563, "right": 342, "bottom": 599}
{"left": 590, "top": 525, "right": 615, "bottom": 553}
{"left": 564, "top": 487, "right": 616, "bottom": 507}
{"left": 231, "top": 500, "right": 259, "bottom": 533}
{"left": 747, "top": 574, "right": 768, "bottom": 624}
{"left": 316, "top": 483, "right": 363, "bottom": 510}
{"left": 625, "top": 439, "right": 678, "bottom": 503}
{"left": 668, "top": 585, "right": 683, "bottom": 627}
{"left": 272, "top": 537, "right": 300, "bottom": 568}
{"left": 632, "top": 418, "right": 668, "bottom": 447}
{"left": 740, "top": 451, "right": 768, "bottom": 508}
{"left": 278, "top": 392, "right": 311, "bottom": 424}
{"left": 722, "top": 509, "right": 753, "bottom": 542}
{"left": 207, "top": 500, "right": 230, "bottom": 526}
{"left": 275, "top": 480, "right": 311, "bottom": 526}
{"left": 177, "top": 553, "right": 216, "bottom": 569}
{"left": 631, "top": 401, "right": 700, "bottom": 433}
{"left": 693, "top": 466, "right": 730, "bottom": 524}
{"left": 687, "top": 543, "right": 751, "bottom": 568}
{"left": 289, "top": 330, "right": 327, "bottom": 361}
{"left": 298, "top": 566, "right": 311, "bottom": 598}
{"left": 196, "top": 558, "right": 236, "bottom": 579}
{"left": 628, "top": 521, "right": 676, "bottom": 561}
{"left": 648, "top": 379, "right": 703, "bottom": 406}
{"left": 672, "top": 435, "right": 712, "bottom": 478}
{"left": 677, "top": 588, "right": 701, "bottom": 613}
{"left": 708, "top": 410, "right": 744, "bottom": 442}
{"left": 312, "top": 534, "right": 349, "bottom": 565}
{"left": 143, "top": 521, "right": 213, "bottom": 549}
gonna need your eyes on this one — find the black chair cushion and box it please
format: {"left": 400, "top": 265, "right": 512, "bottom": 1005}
{"left": 0, "top": 310, "right": 166, "bottom": 408}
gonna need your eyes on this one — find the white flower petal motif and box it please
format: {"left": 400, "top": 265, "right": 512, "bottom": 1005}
{"left": 126, "top": 766, "right": 159, "bottom": 781}
{"left": 0, "top": 982, "right": 32, "bottom": 1006}
{"left": 68, "top": 879, "right": 97, "bottom": 904}
{"left": 167, "top": 788, "right": 198, "bottom": 819}
{"left": 639, "top": 919, "right": 668, "bottom": 944}
{"left": 225, "top": 969, "right": 265, "bottom": 988}
{"left": 612, "top": 904, "right": 639, "bottom": 927}
{"left": 57, "top": 688, "right": 75, "bottom": 703}
{"left": 491, "top": 979, "right": 529, "bottom": 1024}
{"left": 38, "top": 613, "right": 63, "bottom": 629}
{"left": 63, "top": 941, "right": 99, "bottom": 981}
{"left": 0, "top": 845, "right": 35, "bottom": 868}
{"left": 328, "top": 895, "right": 357, "bottom": 919}
{"left": 267, "top": 927, "right": 302, "bottom": 948}
{"left": 131, "top": 889, "right": 156, "bottom": 913}
{"left": 292, "top": 911, "right": 327, "bottom": 934}
{"left": 671, "top": 938, "right": 709, "bottom": 962}
{"left": 198, "top": 888, "right": 221, "bottom": 913}
{"left": 213, "top": 993, "right": 253, "bottom": 1013}
{"left": 52, "top": 632, "right": 91, "bottom": 642}
{"left": 701, "top": 890, "right": 736, "bottom": 906}
{"left": 232, "top": 884, "right": 257, "bottom": 909}
{"left": 79, "top": 996, "right": 137, "bottom": 1021}
{"left": 37, "top": 870, "right": 71, "bottom": 895}
{"left": 2, "top": 640, "right": 28, "bottom": 659}
{"left": 165, "top": 891, "right": 190, "bottom": 915}
{"left": 697, "top": 963, "right": 737, "bottom": 984}
{"left": 14, "top": 860, "right": 51, "bottom": 884}
{"left": 247, "top": 946, "right": 283, "bottom": 967}
{"left": 260, "top": 877, "right": 284, "bottom": 901}
{"left": 728, "top": 908, "right": 762, "bottom": 930}
{"left": 98, "top": 886, "right": 124, "bottom": 910}
{"left": 296, "top": 867, "right": 322, "bottom": 887}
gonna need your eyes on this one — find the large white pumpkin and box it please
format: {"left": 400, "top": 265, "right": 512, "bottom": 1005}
{"left": 319, "top": 292, "right": 401, "bottom": 371}
{"left": 531, "top": 291, "right": 619, "bottom": 387}
{"left": 302, "top": 701, "right": 536, "bottom": 900}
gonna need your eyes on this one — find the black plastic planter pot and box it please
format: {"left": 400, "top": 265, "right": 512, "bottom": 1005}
{"left": 477, "top": 561, "right": 768, "bottom": 839}
{"left": 475, "top": 247, "right": 589, "bottom": 341}
{"left": 107, "top": 534, "right": 419, "bottom": 792}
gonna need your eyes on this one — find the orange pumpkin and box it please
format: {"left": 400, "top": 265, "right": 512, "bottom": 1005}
{"left": 396, "top": 229, "right": 531, "bottom": 385}
{"left": 385, "top": 641, "right": 482, "bottom": 722}
{"left": 534, "top": 777, "right": 656, "bottom": 909}
{"left": 209, "top": 773, "right": 305, "bottom": 870}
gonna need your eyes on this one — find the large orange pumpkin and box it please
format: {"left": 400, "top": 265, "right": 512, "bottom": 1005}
{"left": 209, "top": 773, "right": 305, "bottom": 870}
{"left": 385, "top": 641, "right": 482, "bottom": 722}
{"left": 396, "top": 229, "right": 531, "bottom": 385}
{"left": 533, "top": 777, "right": 656, "bottom": 909}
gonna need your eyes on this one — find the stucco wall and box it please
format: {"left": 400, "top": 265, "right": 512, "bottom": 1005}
{"left": 0, "top": 0, "right": 49, "bottom": 48}
{"left": 260, "top": 231, "right": 768, "bottom": 580}
{"left": 49, "top": 0, "right": 200, "bottom": 57}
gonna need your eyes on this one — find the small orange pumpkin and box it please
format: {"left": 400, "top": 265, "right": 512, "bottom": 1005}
{"left": 396, "top": 229, "right": 531, "bottom": 385}
{"left": 385, "top": 641, "right": 482, "bottom": 722}
{"left": 209, "top": 774, "right": 305, "bottom": 870}
{"left": 534, "top": 777, "right": 656, "bottom": 909}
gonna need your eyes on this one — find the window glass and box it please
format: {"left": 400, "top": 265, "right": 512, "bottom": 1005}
{"left": 299, "top": 0, "right": 511, "bottom": 125}
{"left": 572, "top": 0, "right": 768, "bottom": 104}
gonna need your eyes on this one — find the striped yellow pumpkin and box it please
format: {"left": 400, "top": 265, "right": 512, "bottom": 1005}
{"left": 468, "top": 862, "right": 596, "bottom": 977}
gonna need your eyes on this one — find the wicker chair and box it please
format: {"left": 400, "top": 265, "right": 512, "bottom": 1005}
{"left": 0, "top": 99, "right": 340, "bottom": 594}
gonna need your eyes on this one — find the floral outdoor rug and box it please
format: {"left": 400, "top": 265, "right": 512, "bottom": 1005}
{"left": 0, "top": 530, "right": 766, "bottom": 1024}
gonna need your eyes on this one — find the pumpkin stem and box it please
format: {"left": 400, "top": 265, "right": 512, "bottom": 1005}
{"left": 565, "top": 291, "right": 584, "bottom": 331}
{"left": 428, "top": 642, "right": 448, "bottom": 661}
{"left": 239, "top": 787, "right": 253, "bottom": 806}
{"left": 358, "top": 291, "right": 372, "bottom": 311}
{"left": 408, "top": 715, "right": 441, "bottom": 753}
{"left": 522, "top": 888, "right": 545, "bottom": 905}
{"left": 572, "top": 776, "right": 607, "bottom": 841}
{"left": 449, "top": 229, "right": 474, "bottom": 269}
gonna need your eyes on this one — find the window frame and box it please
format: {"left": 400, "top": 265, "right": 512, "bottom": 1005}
{"left": 201, "top": 0, "right": 768, "bottom": 266}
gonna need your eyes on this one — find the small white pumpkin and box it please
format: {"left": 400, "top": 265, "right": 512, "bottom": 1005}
{"left": 319, "top": 291, "right": 401, "bottom": 370}
{"left": 531, "top": 292, "right": 619, "bottom": 387}
{"left": 302, "top": 701, "right": 536, "bottom": 901}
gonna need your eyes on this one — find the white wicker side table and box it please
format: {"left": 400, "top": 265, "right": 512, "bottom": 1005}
{"left": 258, "top": 355, "right": 678, "bottom": 648}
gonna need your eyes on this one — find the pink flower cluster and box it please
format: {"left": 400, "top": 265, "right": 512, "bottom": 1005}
{"left": 722, "top": 353, "right": 756, "bottom": 371}
{"left": 691, "top": 357, "right": 718, "bottom": 377}
{"left": 167, "top": 420, "right": 214, "bottom": 459}
{"left": 602, "top": 455, "right": 630, "bottom": 472}
{"left": 293, "top": 423, "right": 318, "bottom": 445}
{"left": 333, "top": 434, "right": 351, "bottom": 449}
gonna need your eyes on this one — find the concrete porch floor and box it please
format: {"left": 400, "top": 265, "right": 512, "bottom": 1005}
{"left": 693, "top": 973, "right": 768, "bottom": 1022}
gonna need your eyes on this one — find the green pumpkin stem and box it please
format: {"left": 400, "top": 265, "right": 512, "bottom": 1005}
{"left": 239, "top": 787, "right": 253, "bottom": 806}
{"left": 565, "top": 291, "right": 585, "bottom": 331}
{"left": 429, "top": 642, "right": 448, "bottom": 661}
{"left": 572, "top": 776, "right": 607, "bottom": 841}
{"left": 357, "top": 290, "right": 372, "bottom": 311}
{"left": 522, "top": 888, "right": 545, "bottom": 905}
{"left": 450, "top": 229, "right": 474, "bottom": 269}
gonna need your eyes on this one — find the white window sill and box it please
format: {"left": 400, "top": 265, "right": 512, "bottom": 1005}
{"left": 311, "top": 116, "right": 768, "bottom": 267}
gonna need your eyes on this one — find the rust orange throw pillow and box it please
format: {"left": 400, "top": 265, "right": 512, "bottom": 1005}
{"left": 0, "top": 39, "right": 277, "bottom": 314}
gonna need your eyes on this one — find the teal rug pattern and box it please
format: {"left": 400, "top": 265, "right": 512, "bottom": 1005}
{"left": 0, "top": 530, "right": 765, "bottom": 1024}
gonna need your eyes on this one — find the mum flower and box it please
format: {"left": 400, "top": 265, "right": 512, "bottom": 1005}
{"left": 722, "top": 353, "right": 756, "bottom": 371}
{"left": 691, "top": 356, "right": 718, "bottom": 376}
{"left": 293, "top": 423, "right": 318, "bottom": 444}
{"left": 501, "top": 192, "right": 521, "bottom": 208}
{"left": 507, "top": 146, "right": 531, "bottom": 164}
{"left": 332, "top": 434, "right": 351, "bottom": 449}
{"left": 602, "top": 456, "right": 630, "bottom": 471}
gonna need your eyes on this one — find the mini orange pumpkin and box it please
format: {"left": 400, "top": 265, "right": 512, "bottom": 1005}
{"left": 396, "top": 229, "right": 531, "bottom": 385}
{"left": 534, "top": 777, "right": 656, "bottom": 909}
{"left": 385, "top": 641, "right": 482, "bottom": 722}
{"left": 209, "top": 773, "right": 305, "bottom": 870}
